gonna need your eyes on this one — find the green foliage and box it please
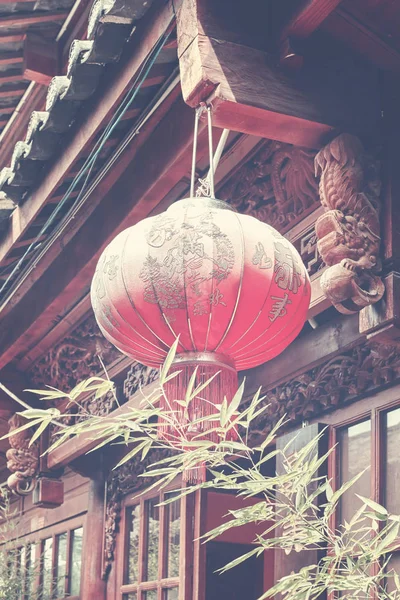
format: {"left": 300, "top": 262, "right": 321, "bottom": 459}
{"left": 5, "top": 342, "right": 400, "bottom": 600}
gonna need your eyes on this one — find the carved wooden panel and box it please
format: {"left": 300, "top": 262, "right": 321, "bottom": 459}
{"left": 123, "top": 362, "right": 158, "bottom": 400}
{"left": 218, "top": 140, "right": 319, "bottom": 234}
{"left": 29, "top": 315, "right": 122, "bottom": 391}
{"left": 249, "top": 343, "right": 400, "bottom": 438}
{"left": 293, "top": 223, "right": 324, "bottom": 278}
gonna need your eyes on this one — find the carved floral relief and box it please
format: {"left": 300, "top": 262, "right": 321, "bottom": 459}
{"left": 249, "top": 343, "right": 400, "bottom": 438}
{"left": 29, "top": 315, "right": 122, "bottom": 392}
{"left": 219, "top": 140, "right": 319, "bottom": 233}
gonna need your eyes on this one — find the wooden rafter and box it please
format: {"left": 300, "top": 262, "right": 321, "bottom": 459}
{"left": 281, "top": 0, "right": 345, "bottom": 39}
{"left": 0, "top": 12, "right": 68, "bottom": 30}
{"left": 0, "top": 54, "right": 23, "bottom": 66}
{"left": 0, "top": 88, "right": 26, "bottom": 99}
{"left": 322, "top": 8, "right": 400, "bottom": 71}
{"left": 0, "top": 34, "right": 26, "bottom": 43}
{"left": 0, "top": 74, "right": 24, "bottom": 85}
{"left": 0, "top": 106, "right": 18, "bottom": 115}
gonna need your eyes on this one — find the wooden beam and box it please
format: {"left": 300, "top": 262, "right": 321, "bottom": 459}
{"left": 176, "top": 0, "right": 380, "bottom": 148}
{"left": 0, "top": 74, "right": 24, "bottom": 85}
{"left": 0, "top": 34, "right": 26, "bottom": 44}
{"left": 0, "top": 54, "right": 23, "bottom": 66}
{"left": 0, "top": 88, "right": 26, "bottom": 99}
{"left": 0, "top": 12, "right": 68, "bottom": 30}
{"left": 0, "top": 106, "right": 17, "bottom": 115}
{"left": 13, "top": 234, "right": 46, "bottom": 249}
{"left": 140, "top": 62, "right": 175, "bottom": 88}
{"left": 244, "top": 313, "right": 363, "bottom": 397}
{"left": 322, "top": 8, "right": 400, "bottom": 72}
{"left": 23, "top": 34, "right": 58, "bottom": 86}
{"left": 281, "top": 0, "right": 344, "bottom": 39}
{"left": 0, "top": 0, "right": 176, "bottom": 267}
{"left": 47, "top": 381, "right": 158, "bottom": 469}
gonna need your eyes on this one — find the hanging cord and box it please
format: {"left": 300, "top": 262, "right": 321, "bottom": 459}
{"left": 196, "top": 127, "right": 229, "bottom": 198}
{"left": 190, "top": 102, "right": 231, "bottom": 199}
{"left": 189, "top": 104, "right": 206, "bottom": 198}
{"left": 206, "top": 105, "right": 215, "bottom": 198}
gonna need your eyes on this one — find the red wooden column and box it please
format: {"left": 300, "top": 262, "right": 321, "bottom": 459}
{"left": 80, "top": 474, "right": 107, "bottom": 600}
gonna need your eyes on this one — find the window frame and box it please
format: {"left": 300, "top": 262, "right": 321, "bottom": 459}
{"left": 2, "top": 516, "right": 84, "bottom": 600}
{"left": 314, "top": 384, "right": 400, "bottom": 599}
{"left": 117, "top": 477, "right": 195, "bottom": 600}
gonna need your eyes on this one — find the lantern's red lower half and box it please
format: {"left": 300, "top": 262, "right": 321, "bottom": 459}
{"left": 91, "top": 197, "right": 311, "bottom": 481}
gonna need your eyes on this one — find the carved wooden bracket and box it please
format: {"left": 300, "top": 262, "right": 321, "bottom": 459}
{"left": 6, "top": 414, "right": 39, "bottom": 496}
{"left": 314, "top": 133, "right": 385, "bottom": 314}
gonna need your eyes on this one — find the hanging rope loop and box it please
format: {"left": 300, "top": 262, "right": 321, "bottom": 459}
{"left": 190, "top": 103, "right": 230, "bottom": 199}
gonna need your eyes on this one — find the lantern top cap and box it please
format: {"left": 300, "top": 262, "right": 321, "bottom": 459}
{"left": 169, "top": 196, "right": 235, "bottom": 213}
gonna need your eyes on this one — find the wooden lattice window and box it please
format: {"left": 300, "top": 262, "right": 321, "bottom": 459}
{"left": 119, "top": 484, "right": 193, "bottom": 600}
{"left": 319, "top": 387, "right": 400, "bottom": 594}
{"left": 4, "top": 523, "right": 83, "bottom": 600}
{"left": 38, "top": 526, "right": 83, "bottom": 599}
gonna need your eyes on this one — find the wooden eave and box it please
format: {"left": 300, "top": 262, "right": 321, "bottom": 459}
{"left": 0, "top": 0, "right": 397, "bottom": 371}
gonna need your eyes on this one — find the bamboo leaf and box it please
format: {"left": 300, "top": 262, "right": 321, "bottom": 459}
{"left": 226, "top": 379, "right": 245, "bottom": 421}
{"left": 160, "top": 339, "right": 179, "bottom": 385}
{"left": 0, "top": 418, "right": 44, "bottom": 441}
{"left": 185, "top": 367, "right": 199, "bottom": 406}
{"left": 29, "top": 418, "right": 52, "bottom": 446}
{"left": 356, "top": 495, "right": 388, "bottom": 518}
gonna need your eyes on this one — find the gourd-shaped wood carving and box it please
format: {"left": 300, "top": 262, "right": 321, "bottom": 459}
{"left": 6, "top": 414, "right": 39, "bottom": 495}
{"left": 315, "top": 133, "right": 385, "bottom": 314}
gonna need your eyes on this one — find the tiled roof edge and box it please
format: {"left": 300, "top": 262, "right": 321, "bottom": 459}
{"left": 0, "top": 0, "right": 155, "bottom": 207}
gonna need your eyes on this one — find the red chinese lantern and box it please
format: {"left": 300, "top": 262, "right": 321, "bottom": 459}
{"left": 91, "top": 109, "right": 311, "bottom": 482}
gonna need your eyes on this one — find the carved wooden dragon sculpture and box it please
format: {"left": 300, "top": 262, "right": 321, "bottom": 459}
{"left": 315, "top": 133, "right": 385, "bottom": 314}
{"left": 6, "top": 413, "right": 39, "bottom": 496}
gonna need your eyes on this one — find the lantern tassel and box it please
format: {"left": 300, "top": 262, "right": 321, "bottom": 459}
{"left": 159, "top": 353, "right": 238, "bottom": 483}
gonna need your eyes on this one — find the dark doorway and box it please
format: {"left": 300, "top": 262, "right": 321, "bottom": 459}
{"left": 206, "top": 541, "right": 264, "bottom": 600}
